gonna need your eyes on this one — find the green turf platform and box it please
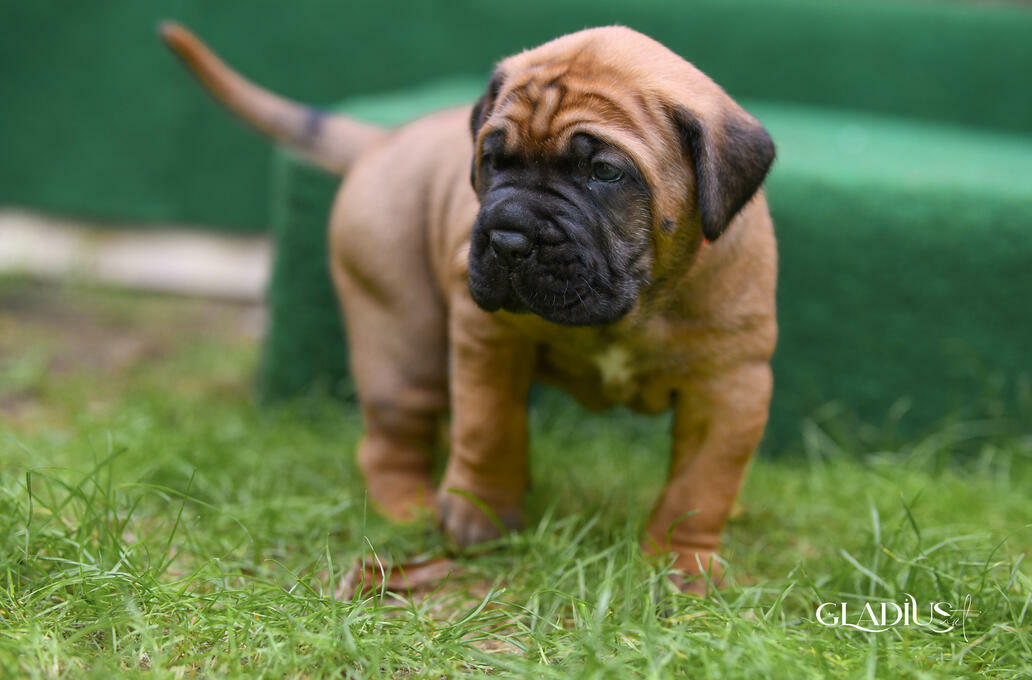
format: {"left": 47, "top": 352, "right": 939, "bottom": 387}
{"left": 258, "top": 78, "right": 1032, "bottom": 448}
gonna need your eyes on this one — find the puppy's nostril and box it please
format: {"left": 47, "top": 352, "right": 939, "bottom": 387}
{"left": 489, "top": 230, "right": 532, "bottom": 261}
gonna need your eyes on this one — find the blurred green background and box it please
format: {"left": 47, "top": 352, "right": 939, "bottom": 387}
{"left": 3, "top": 0, "right": 1031, "bottom": 230}
{"left": 2, "top": 0, "right": 1030, "bottom": 448}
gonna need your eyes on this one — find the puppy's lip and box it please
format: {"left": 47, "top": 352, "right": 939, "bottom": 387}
{"left": 467, "top": 269, "right": 509, "bottom": 312}
{"left": 468, "top": 286, "right": 503, "bottom": 312}
{"left": 509, "top": 275, "right": 588, "bottom": 314}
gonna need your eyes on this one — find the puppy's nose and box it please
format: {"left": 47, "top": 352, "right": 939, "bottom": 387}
{"left": 489, "top": 230, "right": 532, "bottom": 263}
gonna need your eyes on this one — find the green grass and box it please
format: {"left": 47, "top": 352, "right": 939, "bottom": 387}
{"left": 1, "top": 280, "right": 1030, "bottom": 678}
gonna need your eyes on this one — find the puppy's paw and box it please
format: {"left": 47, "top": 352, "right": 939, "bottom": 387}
{"left": 437, "top": 486, "right": 522, "bottom": 547}
{"left": 667, "top": 559, "right": 720, "bottom": 597}
{"left": 364, "top": 470, "right": 436, "bottom": 523}
{"left": 642, "top": 539, "right": 724, "bottom": 596}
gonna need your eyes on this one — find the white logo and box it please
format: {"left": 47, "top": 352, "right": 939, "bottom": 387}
{"left": 816, "top": 594, "right": 979, "bottom": 639}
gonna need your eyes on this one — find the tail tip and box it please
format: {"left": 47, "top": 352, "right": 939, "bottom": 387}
{"left": 157, "top": 20, "right": 187, "bottom": 47}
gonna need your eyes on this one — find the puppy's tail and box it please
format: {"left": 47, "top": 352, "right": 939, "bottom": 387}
{"left": 159, "top": 21, "right": 387, "bottom": 174}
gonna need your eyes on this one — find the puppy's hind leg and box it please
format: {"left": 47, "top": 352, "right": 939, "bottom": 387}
{"left": 330, "top": 259, "right": 448, "bottom": 523}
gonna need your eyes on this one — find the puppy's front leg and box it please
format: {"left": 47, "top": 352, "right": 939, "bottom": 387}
{"left": 438, "top": 292, "right": 534, "bottom": 546}
{"left": 644, "top": 361, "right": 773, "bottom": 593}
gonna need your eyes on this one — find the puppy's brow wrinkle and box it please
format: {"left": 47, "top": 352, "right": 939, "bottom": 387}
{"left": 529, "top": 84, "right": 565, "bottom": 140}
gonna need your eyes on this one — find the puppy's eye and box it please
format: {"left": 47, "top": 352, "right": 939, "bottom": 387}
{"left": 591, "top": 161, "right": 623, "bottom": 182}
{"left": 481, "top": 153, "right": 497, "bottom": 170}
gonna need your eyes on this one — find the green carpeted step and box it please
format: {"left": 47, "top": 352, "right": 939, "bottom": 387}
{"left": 259, "top": 79, "right": 1032, "bottom": 448}
{"left": 761, "top": 103, "right": 1032, "bottom": 197}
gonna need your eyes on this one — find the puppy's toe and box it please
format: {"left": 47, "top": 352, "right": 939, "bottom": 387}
{"left": 437, "top": 488, "right": 522, "bottom": 547}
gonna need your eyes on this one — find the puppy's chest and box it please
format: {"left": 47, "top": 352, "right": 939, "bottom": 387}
{"left": 535, "top": 337, "right": 682, "bottom": 413}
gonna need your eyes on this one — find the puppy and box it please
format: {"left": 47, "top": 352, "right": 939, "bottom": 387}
{"left": 162, "top": 23, "right": 777, "bottom": 592}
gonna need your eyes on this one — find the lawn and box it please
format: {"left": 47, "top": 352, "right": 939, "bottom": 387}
{"left": 1, "top": 278, "right": 1030, "bottom": 678}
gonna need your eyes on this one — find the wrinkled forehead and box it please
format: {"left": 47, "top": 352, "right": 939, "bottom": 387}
{"left": 482, "top": 58, "right": 663, "bottom": 162}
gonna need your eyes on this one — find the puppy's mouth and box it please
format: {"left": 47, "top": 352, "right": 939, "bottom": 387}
{"left": 467, "top": 234, "right": 636, "bottom": 326}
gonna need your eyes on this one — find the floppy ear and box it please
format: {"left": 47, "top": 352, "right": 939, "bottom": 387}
{"left": 470, "top": 71, "right": 505, "bottom": 189}
{"left": 470, "top": 70, "right": 505, "bottom": 139}
{"left": 672, "top": 105, "right": 775, "bottom": 241}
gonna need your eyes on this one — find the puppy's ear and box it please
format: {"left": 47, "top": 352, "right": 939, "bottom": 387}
{"left": 672, "top": 106, "right": 774, "bottom": 241}
{"left": 470, "top": 70, "right": 505, "bottom": 140}
{"left": 470, "top": 70, "right": 505, "bottom": 190}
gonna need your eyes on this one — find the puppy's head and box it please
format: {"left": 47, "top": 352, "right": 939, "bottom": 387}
{"left": 467, "top": 26, "right": 775, "bottom": 326}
